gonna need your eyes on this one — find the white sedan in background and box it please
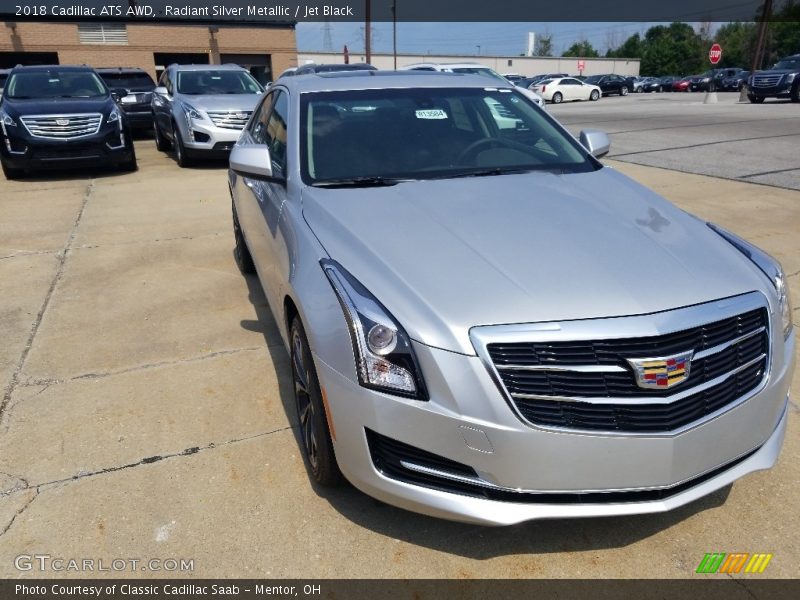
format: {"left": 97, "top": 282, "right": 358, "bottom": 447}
{"left": 532, "top": 77, "right": 601, "bottom": 104}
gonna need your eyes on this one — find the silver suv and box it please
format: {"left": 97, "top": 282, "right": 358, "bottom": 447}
{"left": 152, "top": 64, "right": 264, "bottom": 166}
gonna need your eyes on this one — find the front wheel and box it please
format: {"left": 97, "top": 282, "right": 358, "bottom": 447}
{"left": 790, "top": 84, "right": 800, "bottom": 103}
{"left": 748, "top": 95, "right": 765, "bottom": 104}
{"left": 552, "top": 92, "right": 563, "bottom": 104}
{"left": 154, "top": 121, "right": 170, "bottom": 151}
{"left": 290, "top": 317, "right": 342, "bottom": 487}
{"left": 119, "top": 140, "right": 138, "bottom": 172}
{"left": 620, "top": 86, "right": 629, "bottom": 96}
{"left": 590, "top": 90, "right": 600, "bottom": 101}
{"left": 172, "top": 122, "right": 193, "bottom": 168}
{"left": 232, "top": 200, "right": 255, "bottom": 274}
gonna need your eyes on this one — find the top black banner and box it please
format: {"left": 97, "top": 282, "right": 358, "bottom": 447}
{"left": 0, "top": 0, "right": 794, "bottom": 24}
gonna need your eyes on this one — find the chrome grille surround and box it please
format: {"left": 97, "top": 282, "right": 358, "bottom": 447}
{"left": 206, "top": 110, "right": 252, "bottom": 130}
{"left": 470, "top": 292, "right": 771, "bottom": 437}
{"left": 20, "top": 113, "right": 103, "bottom": 140}
{"left": 752, "top": 74, "right": 783, "bottom": 87}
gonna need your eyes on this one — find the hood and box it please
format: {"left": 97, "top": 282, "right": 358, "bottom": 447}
{"left": 302, "top": 168, "right": 768, "bottom": 355}
{"left": 2, "top": 95, "right": 114, "bottom": 116}
{"left": 180, "top": 94, "right": 262, "bottom": 112}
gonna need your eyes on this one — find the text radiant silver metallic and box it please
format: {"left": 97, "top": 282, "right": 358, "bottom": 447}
{"left": 228, "top": 71, "right": 795, "bottom": 525}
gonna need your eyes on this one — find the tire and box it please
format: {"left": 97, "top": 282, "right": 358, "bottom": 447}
{"left": 290, "top": 317, "right": 342, "bottom": 487}
{"left": 748, "top": 95, "right": 765, "bottom": 104}
{"left": 119, "top": 139, "right": 138, "bottom": 172}
{"left": 154, "top": 121, "right": 170, "bottom": 151}
{"left": 589, "top": 89, "right": 600, "bottom": 101}
{"left": 620, "top": 86, "right": 629, "bottom": 96}
{"left": 1, "top": 161, "right": 24, "bottom": 180}
{"left": 172, "top": 121, "right": 193, "bottom": 168}
{"left": 552, "top": 92, "right": 563, "bottom": 104}
{"left": 636, "top": 87, "right": 643, "bottom": 93}
{"left": 232, "top": 200, "right": 255, "bottom": 274}
{"left": 791, "top": 84, "right": 800, "bottom": 103}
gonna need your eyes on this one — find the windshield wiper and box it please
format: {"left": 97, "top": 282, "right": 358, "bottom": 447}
{"left": 432, "top": 167, "right": 533, "bottom": 180}
{"left": 312, "top": 176, "right": 412, "bottom": 188}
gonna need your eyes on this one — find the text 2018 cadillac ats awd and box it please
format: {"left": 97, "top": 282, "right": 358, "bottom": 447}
{"left": 227, "top": 71, "right": 794, "bottom": 525}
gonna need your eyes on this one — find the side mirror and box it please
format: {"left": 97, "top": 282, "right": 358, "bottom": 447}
{"left": 579, "top": 129, "right": 611, "bottom": 159}
{"left": 153, "top": 86, "right": 169, "bottom": 97}
{"left": 230, "top": 144, "right": 273, "bottom": 180}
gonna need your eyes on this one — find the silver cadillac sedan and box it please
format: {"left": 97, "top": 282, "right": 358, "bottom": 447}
{"left": 228, "top": 71, "right": 794, "bottom": 525}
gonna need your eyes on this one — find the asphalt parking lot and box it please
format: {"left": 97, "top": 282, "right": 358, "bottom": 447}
{"left": 553, "top": 92, "right": 800, "bottom": 190}
{"left": 1, "top": 94, "right": 799, "bottom": 580}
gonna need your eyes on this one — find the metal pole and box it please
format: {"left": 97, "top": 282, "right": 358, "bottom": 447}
{"left": 392, "top": 0, "right": 397, "bottom": 70}
{"left": 365, "top": 0, "right": 371, "bottom": 64}
{"left": 742, "top": 0, "right": 772, "bottom": 101}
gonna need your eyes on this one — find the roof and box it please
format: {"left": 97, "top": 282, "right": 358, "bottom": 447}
{"left": 168, "top": 64, "right": 249, "bottom": 72}
{"left": 95, "top": 67, "right": 149, "bottom": 74}
{"left": 275, "top": 70, "right": 516, "bottom": 94}
{"left": 403, "top": 62, "right": 497, "bottom": 70}
{"left": 9, "top": 64, "right": 94, "bottom": 73}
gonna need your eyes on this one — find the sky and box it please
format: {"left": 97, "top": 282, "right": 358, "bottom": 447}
{"left": 295, "top": 22, "right": 679, "bottom": 57}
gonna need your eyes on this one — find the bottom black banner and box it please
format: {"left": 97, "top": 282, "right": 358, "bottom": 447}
{"left": 1, "top": 579, "right": 798, "bottom": 600}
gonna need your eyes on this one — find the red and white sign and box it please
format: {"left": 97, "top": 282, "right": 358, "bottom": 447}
{"left": 709, "top": 43, "right": 722, "bottom": 65}
{"left": 577, "top": 59, "right": 586, "bottom": 71}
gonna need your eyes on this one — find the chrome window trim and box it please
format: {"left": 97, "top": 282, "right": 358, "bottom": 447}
{"left": 469, "top": 291, "right": 772, "bottom": 438}
{"left": 495, "top": 364, "right": 627, "bottom": 373}
{"left": 20, "top": 112, "right": 103, "bottom": 140}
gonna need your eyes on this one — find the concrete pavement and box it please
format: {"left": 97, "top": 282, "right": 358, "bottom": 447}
{"left": 0, "top": 127, "right": 798, "bottom": 578}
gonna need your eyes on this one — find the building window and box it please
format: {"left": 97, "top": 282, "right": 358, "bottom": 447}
{"left": 78, "top": 24, "right": 128, "bottom": 45}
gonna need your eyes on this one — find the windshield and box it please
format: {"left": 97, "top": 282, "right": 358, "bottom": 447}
{"left": 5, "top": 70, "right": 107, "bottom": 99}
{"left": 773, "top": 57, "right": 800, "bottom": 70}
{"left": 301, "top": 87, "right": 596, "bottom": 185}
{"left": 176, "top": 70, "right": 262, "bottom": 95}
{"left": 99, "top": 72, "right": 155, "bottom": 89}
{"left": 583, "top": 75, "right": 602, "bottom": 83}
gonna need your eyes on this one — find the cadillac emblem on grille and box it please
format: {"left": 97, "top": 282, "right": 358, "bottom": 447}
{"left": 56, "top": 119, "right": 71, "bottom": 126}
{"left": 235, "top": 112, "right": 247, "bottom": 120}
{"left": 627, "top": 350, "right": 694, "bottom": 389}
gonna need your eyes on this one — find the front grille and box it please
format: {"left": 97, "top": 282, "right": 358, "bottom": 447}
{"left": 206, "top": 110, "right": 252, "bottom": 130}
{"left": 752, "top": 75, "right": 782, "bottom": 87}
{"left": 366, "top": 428, "right": 759, "bottom": 503}
{"left": 21, "top": 114, "right": 103, "bottom": 140}
{"left": 486, "top": 307, "right": 769, "bottom": 433}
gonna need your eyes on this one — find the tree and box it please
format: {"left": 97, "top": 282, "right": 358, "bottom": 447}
{"left": 606, "top": 33, "right": 643, "bottom": 59}
{"left": 563, "top": 40, "right": 599, "bottom": 58}
{"left": 713, "top": 22, "right": 757, "bottom": 68}
{"left": 534, "top": 33, "right": 553, "bottom": 57}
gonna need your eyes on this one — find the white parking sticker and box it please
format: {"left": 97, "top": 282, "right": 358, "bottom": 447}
{"left": 415, "top": 109, "right": 448, "bottom": 119}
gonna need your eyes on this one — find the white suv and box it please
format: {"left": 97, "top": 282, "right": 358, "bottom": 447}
{"left": 403, "top": 62, "right": 546, "bottom": 109}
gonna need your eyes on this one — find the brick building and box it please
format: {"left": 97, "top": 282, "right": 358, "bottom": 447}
{"left": 0, "top": 21, "right": 297, "bottom": 84}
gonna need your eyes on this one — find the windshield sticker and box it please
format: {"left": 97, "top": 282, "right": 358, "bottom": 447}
{"left": 415, "top": 109, "right": 448, "bottom": 120}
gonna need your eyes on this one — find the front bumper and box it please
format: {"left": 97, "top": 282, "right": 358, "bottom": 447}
{"left": 749, "top": 81, "right": 793, "bottom": 98}
{"left": 1, "top": 126, "right": 133, "bottom": 170}
{"left": 180, "top": 118, "right": 244, "bottom": 157}
{"left": 315, "top": 322, "right": 793, "bottom": 525}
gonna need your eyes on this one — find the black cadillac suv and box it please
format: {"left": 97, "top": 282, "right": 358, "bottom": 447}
{"left": 747, "top": 54, "right": 800, "bottom": 103}
{"left": 0, "top": 65, "right": 137, "bottom": 179}
{"left": 96, "top": 67, "right": 156, "bottom": 131}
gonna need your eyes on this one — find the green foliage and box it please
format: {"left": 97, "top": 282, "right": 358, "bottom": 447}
{"left": 534, "top": 34, "right": 554, "bottom": 57}
{"left": 563, "top": 40, "right": 600, "bottom": 58}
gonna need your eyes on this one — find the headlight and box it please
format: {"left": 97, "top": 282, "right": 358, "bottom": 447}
{"left": 322, "top": 259, "right": 427, "bottom": 399}
{"left": 786, "top": 73, "right": 796, "bottom": 83}
{"left": 180, "top": 102, "right": 204, "bottom": 121}
{"left": 0, "top": 109, "right": 17, "bottom": 128}
{"left": 107, "top": 108, "right": 120, "bottom": 124}
{"left": 708, "top": 223, "right": 793, "bottom": 339}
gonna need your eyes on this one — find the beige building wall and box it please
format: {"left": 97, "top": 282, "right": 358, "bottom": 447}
{"left": 1, "top": 22, "right": 297, "bottom": 81}
{"left": 297, "top": 52, "right": 640, "bottom": 77}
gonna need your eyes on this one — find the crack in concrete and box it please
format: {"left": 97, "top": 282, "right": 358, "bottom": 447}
{"left": 0, "top": 180, "right": 95, "bottom": 430}
{"left": 0, "top": 488, "right": 39, "bottom": 539}
{"left": 0, "top": 250, "right": 58, "bottom": 261}
{"left": 726, "top": 573, "right": 759, "bottom": 600}
{"left": 74, "top": 231, "right": 225, "bottom": 251}
{"left": 0, "top": 472, "right": 30, "bottom": 496}
{"left": 18, "top": 345, "right": 270, "bottom": 390}
{"left": 23, "top": 425, "right": 294, "bottom": 492}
